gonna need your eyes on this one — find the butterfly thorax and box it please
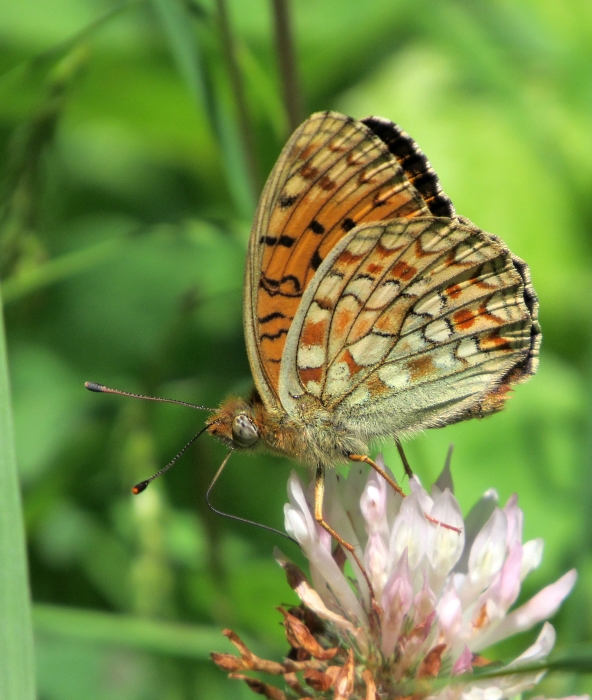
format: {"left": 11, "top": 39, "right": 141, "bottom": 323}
{"left": 208, "top": 391, "right": 367, "bottom": 468}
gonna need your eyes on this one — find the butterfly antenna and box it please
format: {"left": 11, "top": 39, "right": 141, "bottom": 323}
{"left": 132, "top": 425, "right": 210, "bottom": 494}
{"left": 206, "top": 452, "right": 297, "bottom": 545}
{"left": 85, "top": 382, "right": 215, "bottom": 411}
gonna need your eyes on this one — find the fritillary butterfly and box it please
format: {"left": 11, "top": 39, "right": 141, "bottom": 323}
{"left": 207, "top": 111, "right": 540, "bottom": 556}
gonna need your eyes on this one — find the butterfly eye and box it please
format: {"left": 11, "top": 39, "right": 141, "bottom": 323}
{"left": 232, "top": 414, "right": 258, "bottom": 446}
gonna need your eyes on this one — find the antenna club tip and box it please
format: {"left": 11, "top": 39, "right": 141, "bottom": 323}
{"left": 132, "top": 481, "right": 149, "bottom": 495}
{"left": 85, "top": 382, "right": 105, "bottom": 392}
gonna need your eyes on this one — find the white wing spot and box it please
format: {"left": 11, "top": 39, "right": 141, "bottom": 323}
{"left": 345, "top": 233, "right": 379, "bottom": 257}
{"left": 324, "top": 361, "right": 352, "bottom": 397}
{"left": 456, "top": 337, "right": 479, "bottom": 360}
{"left": 378, "top": 364, "right": 410, "bottom": 390}
{"left": 388, "top": 331, "right": 429, "bottom": 360}
{"left": 413, "top": 293, "right": 443, "bottom": 318}
{"left": 305, "top": 380, "right": 322, "bottom": 395}
{"left": 366, "top": 280, "right": 400, "bottom": 309}
{"left": 316, "top": 275, "right": 344, "bottom": 307}
{"left": 298, "top": 344, "right": 325, "bottom": 369}
{"left": 349, "top": 333, "right": 392, "bottom": 367}
{"left": 425, "top": 318, "right": 452, "bottom": 343}
{"left": 344, "top": 275, "right": 375, "bottom": 301}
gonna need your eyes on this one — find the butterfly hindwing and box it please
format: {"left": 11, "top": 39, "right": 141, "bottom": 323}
{"left": 278, "top": 217, "right": 539, "bottom": 437}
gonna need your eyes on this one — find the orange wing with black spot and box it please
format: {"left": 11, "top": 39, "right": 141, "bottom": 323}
{"left": 244, "top": 111, "right": 450, "bottom": 406}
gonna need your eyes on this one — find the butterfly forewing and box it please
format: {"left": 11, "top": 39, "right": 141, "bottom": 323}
{"left": 246, "top": 111, "right": 433, "bottom": 401}
{"left": 361, "top": 116, "right": 455, "bottom": 218}
{"left": 278, "top": 217, "right": 537, "bottom": 436}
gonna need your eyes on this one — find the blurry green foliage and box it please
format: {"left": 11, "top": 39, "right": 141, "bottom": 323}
{"left": 0, "top": 0, "right": 591, "bottom": 698}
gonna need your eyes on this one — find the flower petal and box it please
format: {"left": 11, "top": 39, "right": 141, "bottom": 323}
{"left": 456, "top": 489, "right": 499, "bottom": 574}
{"left": 520, "top": 539, "right": 544, "bottom": 581}
{"left": 437, "top": 580, "right": 463, "bottom": 647}
{"left": 284, "top": 473, "right": 367, "bottom": 623}
{"left": 341, "top": 463, "right": 369, "bottom": 544}
{"left": 381, "top": 549, "right": 413, "bottom": 657}
{"left": 433, "top": 444, "right": 455, "bottom": 495}
{"left": 286, "top": 472, "right": 316, "bottom": 536}
{"left": 427, "top": 488, "right": 465, "bottom": 582}
{"left": 453, "top": 644, "right": 473, "bottom": 675}
{"left": 360, "top": 469, "right": 388, "bottom": 533}
{"left": 322, "top": 470, "right": 368, "bottom": 599}
{"left": 389, "top": 489, "right": 427, "bottom": 573}
{"left": 480, "top": 541, "right": 523, "bottom": 619}
{"left": 284, "top": 504, "right": 314, "bottom": 547}
{"left": 468, "top": 623, "right": 557, "bottom": 699}
{"left": 474, "top": 570, "right": 577, "bottom": 650}
{"left": 365, "top": 530, "right": 389, "bottom": 596}
{"left": 413, "top": 571, "right": 437, "bottom": 627}
{"left": 503, "top": 494, "right": 523, "bottom": 548}
{"left": 461, "top": 508, "right": 508, "bottom": 604}
{"left": 409, "top": 475, "right": 434, "bottom": 513}
{"left": 510, "top": 621, "right": 556, "bottom": 665}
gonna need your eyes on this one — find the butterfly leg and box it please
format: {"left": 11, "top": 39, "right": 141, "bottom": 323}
{"left": 349, "top": 454, "right": 405, "bottom": 497}
{"left": 395, "top": 439, "right": 414, "bottom": 479}
{"left": 313, "top": 466, "right": 377, "bottom": 604}
{"left": 350, "top": 454, "right": 460, "bottom": 534}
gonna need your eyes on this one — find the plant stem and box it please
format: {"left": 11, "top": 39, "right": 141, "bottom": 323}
{"left": 215, "top": 0, "right": 261, "bottom": 196}
{"left": 0, "top": 284, "right": 36, "bottom": 700}
{"left": 271, "top": 0, "right": 302, "bottom": 133}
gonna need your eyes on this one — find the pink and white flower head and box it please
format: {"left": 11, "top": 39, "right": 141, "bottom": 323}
{"left": 277, "top": 452, "right": 579, "bottom": 700}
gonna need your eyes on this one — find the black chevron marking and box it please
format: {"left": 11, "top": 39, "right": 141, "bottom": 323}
{"left": 258, "top": 311, "right": 289, "bottom": 324}
{"left": 259, "top": 274, "right": 302, "bottom": 296}
{"left": 260, "top": 328, "right": 289, "bottom": 341}
{"left": 353, "top": 273, "right": 376, "bottom": 282}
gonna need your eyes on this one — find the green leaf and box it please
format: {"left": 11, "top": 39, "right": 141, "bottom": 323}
{"left": 0, "top": 287, "right": 36, "bottom": 698}
{"left": 33, "top": 604, "right": 231, "bottom": 659}
{"left": 150, "top": 0, "right": 212, "bottom": 117}
{"left": 1, "top": 237, "right": 128, "bottom": 304}
{"left": 150, "top": 0, "right": 255, "bottom": 218}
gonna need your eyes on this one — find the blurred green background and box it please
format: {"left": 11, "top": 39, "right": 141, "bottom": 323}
{"left": 1, "top": 0, "right": 591, "bottom": 698}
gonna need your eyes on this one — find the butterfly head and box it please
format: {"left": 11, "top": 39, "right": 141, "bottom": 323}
{"left": 208, "top": 396, "right": 260, "bottom": 450}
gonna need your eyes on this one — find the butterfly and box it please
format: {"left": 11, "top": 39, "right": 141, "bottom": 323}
{"left": 205, "top": 111, "right": 540, "bottom": 556}
{"left": 87, "top": 111, "right": 539, "bottom": 564}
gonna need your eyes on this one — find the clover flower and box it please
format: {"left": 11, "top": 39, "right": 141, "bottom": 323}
{"left": 213, "top": 452, "right": 580, "bottom": 700}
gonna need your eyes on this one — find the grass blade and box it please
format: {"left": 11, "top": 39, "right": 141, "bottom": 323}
{"left": 150, "top": 0, "right": 212, "bottom": 117}
{"left": 271, "top": 0, "right": 303, "bottom": 133}
{"left": 0, "top": 286, "right": 36, "bottom": 699}
{"left": 215, "top": 0, "right": 260, "bottom": 195}
{"left": 2, "top": 237, "right": 128, "bottom": 304}
{"left": 34, "top": 604, "right": 232, "bottom": 659}
{"left": 151, "top": 0, "right": 255, "bottom": 218}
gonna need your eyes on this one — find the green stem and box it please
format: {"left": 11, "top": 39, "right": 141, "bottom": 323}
{"left": 271, "top": 0, "right": 302, "bottom": 133}
{"left": 0, "top": 285, "right": 36, "bottom": 699}
{"left": 1, "top": 237, "right": 127, "bottom": 304}
{"left": 33, "top": 604, "right": 235, "bottom": 659}
{"left": 215, "top": 0, "right": 261, "bottom": 196}
{"left": 151, "top": 0, "right": 255, "bottom": 217}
